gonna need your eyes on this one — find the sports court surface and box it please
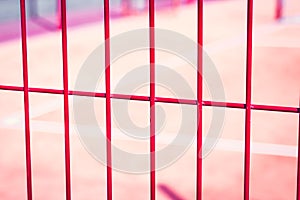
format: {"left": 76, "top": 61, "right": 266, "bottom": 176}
{"left": 0, "top": 0, "right": 300, "bottom": 199}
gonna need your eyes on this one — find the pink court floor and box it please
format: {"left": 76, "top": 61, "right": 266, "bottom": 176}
{"left": 0, "top": 0, "right": 300, "bottom": 199}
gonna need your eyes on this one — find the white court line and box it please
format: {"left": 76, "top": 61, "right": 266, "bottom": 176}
{"left": 0, "top": 119, "right": 298, "bottom": 158}
{"left": 1, "top": 98, "right": 62, "bottom": 125}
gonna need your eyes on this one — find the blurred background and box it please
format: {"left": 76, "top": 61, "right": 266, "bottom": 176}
{"left": 0, "top": 0, "right": 299, "bottom": 199}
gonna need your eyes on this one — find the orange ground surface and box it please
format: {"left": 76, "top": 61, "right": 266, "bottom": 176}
{"left": 0, "top": 0, "right": 300, "bottom": 199}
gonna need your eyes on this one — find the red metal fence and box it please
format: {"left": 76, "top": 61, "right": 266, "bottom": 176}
{"left": 0, "top": 0, "right": 299, "bottom": 200}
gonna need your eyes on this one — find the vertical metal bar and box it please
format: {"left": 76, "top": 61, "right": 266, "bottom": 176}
{"left": 149, "top": 0, "right": 156, "bottom": 199}
{"left": 275, "top": 0, "right": 283, "bottom": 20}
{"left": 297, "top": 99, "right": 300, "bottom": 200}
{"left": 20, "top": 0, "right": 33, "bottom": 199}
{"left": 244, "top": 0, "right": 253, "bottom": 199}
{"left": 196, "top": 0, "right": 203, "bottom": 199}
{"left": 104, "top": 0, "right": 112, "bottom": 199}
{"left": 60, "top": 0, "right": 71, "bottom": 199}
